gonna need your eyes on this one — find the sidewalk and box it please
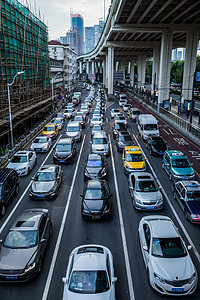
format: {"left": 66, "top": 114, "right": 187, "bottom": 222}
{"left": 170, "top": 104, "right": 200, "bottom": 127}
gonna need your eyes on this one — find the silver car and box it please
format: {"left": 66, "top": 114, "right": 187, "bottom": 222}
{"left": 138, "top": 215, "right": 198, "bottom": 296}
{"left": 129, "top": 172, "right": 163, "bottom": 210}
{"left": 62, "top": 244, "right": 117, "bottom": 300}
{"left": 30, "top": 136, "right": 52, "bottom": 153}
{"left": 7, "top": 151, "right": 37, "bottom": 176}
{"left": 0, "top": 208, "right": 52, "bottom": 282}
{"left": 91, "top": 132, "right": 110, "bottom": 156}
{"left": 66, "top": 121, "right": 82, "bottom": 142}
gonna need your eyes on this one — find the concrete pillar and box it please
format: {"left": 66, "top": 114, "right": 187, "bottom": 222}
{"left": 138, "top": 55, "right": 146, "bottom": 88}
{"left": 119, "top": 59, "right": 125, "bottom": 83}
{"left": 181, "top": 29, "right": 199, "bottom": 111}
{"left": 86, "top": 61, "right": 89, "bottom": 74}
{"left": 107, "top": 47, "right": 114, "bottom": 98}
{"left": 158, "top": 30, "right": 173, "bottom": 112}
{"left": 127, "top": 61, "right": 131, "bottom": 74}
{"left": 79, "top": 61, "right": 83, "bottom": 74}
{"left": 91, "top": 61, "right": 95, "bottom": 84}
{"left": 105, "top": 53, "right": 109, "bottom": 88}
{"left": 103, "top": 58, "right": 106, "bottom": 88}
{"left": 99, "top": 62, "right": 103, "bottom": 73}
{"left": 152, "top": 47, "right": 160, "bottom": 91}
{"left": 130, "top": 61, "right": 135, "bottom": 87}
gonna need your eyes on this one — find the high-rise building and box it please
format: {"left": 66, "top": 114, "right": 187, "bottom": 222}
{"left": 85, "top": 27, "right": 95, "bottom": 53}
{"left": 71, "top": 14, "right": 84, "bottom": 54}
{"left": 66, "top": 25, "right": 82, "bottom": 55}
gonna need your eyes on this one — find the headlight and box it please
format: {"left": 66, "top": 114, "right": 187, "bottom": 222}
{"left": 188, "top": 272, "right": 196, "bottom": 284}
{"left": 191, "top": 214, "right": 200, "bottom": 219}
{"left": 100, "top": 168, "right": 106, "bottom": 176}
{"left": 30, "top": 145, "right": 34, "bottom": 150}
{"left": 18, "top": 167, "right": 27, "bottom": 171}
{"left": 157, "top": 196, "right": 163, "bottom": 203}
{"left": 154, "top": 273, "right": 166, "bottom": 284}
{"left": 118, "top": 141, "right": 124, "bottom": 146}
{"left": 43, "top": 145, "right": 48, "bottom": 150}
{"left": 24, "top": 262, "right": 36, "bottom": 273}
{"left": 135, "top": 198, "right": 142, "bottom": 204}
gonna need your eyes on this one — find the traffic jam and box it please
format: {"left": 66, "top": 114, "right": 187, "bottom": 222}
{"left": 0, "top": 86, "right": 200, "bottom": 300}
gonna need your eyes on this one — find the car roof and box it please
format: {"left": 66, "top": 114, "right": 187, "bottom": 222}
{"left": 125, "top": 146, "right": 141, "bottom": 153}
{"left": 133, "top": 172, "right": 153, "bottom": 180}
{"left": 67, "top": 122, "right": 79, "bottom": 127}
{"left": 14, "top": 151, "right": 31, "bottom": 156}
{"left": 38, "top": 164, "right": 57, "bottom": 172}
{"left": 179, "top": 181, "right": 200, "bottom": 191}
{"left": 166, "top": 150, "right": 186, "bottom": 159}
{"left": 93, "top": 132, "right": 107, "bottom": 138}
{"left": 10, "top": 209, "right": 47, "bottom": 231}
{"left": 87, "top": 180, "right": 104, "bottom": 189}
{"left": 73, "top": 252, "right": 106, "bottom": 271}
{"left": 143, "top": 216, "right": 178, "bottom": 238}
{"left": 88, "top": 154, "right": 102, "bottom": 160}
{"left": 0, "top": 168, "right": 16, "bottom": 183}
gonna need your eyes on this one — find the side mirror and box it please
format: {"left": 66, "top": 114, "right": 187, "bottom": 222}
{"left": 0, "top": 239, "right": 3, "bottom": 244}
{"left": 31, "top": 177, "right": 34, "bottom": 180}
{"left": 90, "top": 141, "right": 92, "bottom": 144}
{"left": 80, "top": 194, "right": 83, "bottom": 197}
{"left": 188, "top": 245, "right": 192, "bottom": 251}
{"left": 62, "top": 277, "right": 68, "bottom": 284}
{"left": 143, "top": 245, "right": 148, "bottom": 252}
{"left": 112, "top": 277, "right": 118, "bottom": 284}
{"left": 40, "top": 238, "right": 46, "bottom": 243}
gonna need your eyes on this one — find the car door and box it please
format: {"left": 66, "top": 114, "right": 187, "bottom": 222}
{"left": 129, "top": 174, "right": 135, "bottom": 199}
{"left": 38, "top": 215, "right": 49, "bottom": 258}
{"left": 164, "top": 153, "right": 170, "bottom": 174}
{"left": 28, "top": 152, "right": 34, "bottom": 169}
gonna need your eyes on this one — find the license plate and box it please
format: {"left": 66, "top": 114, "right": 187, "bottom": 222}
{"left": 38, "top": 195, "right": 44, "bottom": 198}
{"left": 59, "top": 160, "right": 65, "bottom": 162}
{"left": 182, "top": 178, "right": 188, "bottom": 180}
{"left": 6, "top": 276, "right": 18, "bottom": 280}
{"left": 171, "top": 288, "right": 184, "bottom": 292}
{"left": 92, "top": 215, "right": 100, "bottom": 219}
{"left": 146, "top": 206, "right": 154, "bottom": 210}
{"left": 36, "top": 149, "right": 41, "bottom": 151}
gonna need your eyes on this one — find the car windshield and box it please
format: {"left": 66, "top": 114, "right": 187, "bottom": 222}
{"left": 119, "top": 135, "right": 132, "bottom": 142}
{"left": 34, "top": 137, "right": 47, "bottom": 143}
{"left": 93, "top": 138, "right": 107, "bottom": 145}
{"left": 56, "top": 144, "right": 71, "bottom": 152}
{"left": 187, "top": 191, "right": 200, "bottom": 201}
{"left": 92, "top": 118, "right": 101, "bottom": 122}
{"left": 43, "top": 126, "right": 55, "bottom": 132}
{"left": 69, "top": 270, "right": 109, "bottom": 294}
{"left": 87, "top": 160, "right": 102, "bottom": 168}
{"left": 116, "top": 116, "right": 125, "bottom": 120}
{"left": 65, "top": 109, "right": 72, "bottom": 113}
{"left": 144, "top": 124, "right": 157, "bottom": 130}
{"left": 67, "top": 126, "right": 79, "bottom": 132}
{"left": 136, "top": 180, "right": 158, "bottom": 192}
{"left": 93, "top": 125, "right": 101, "bottom": 131}
{"left": 74, "top": 117, "right": 82, "bottom": 121}
{"left": 152, "top": 237, "right": 187, "bottom": 258}
{"left": 85, "top": 188, "right": 108, "bottom": 200}
{"left": 34, "top": 171, "right": 55, "bottom": 181}
{"left": 115, "top": 124, "right": 126, "bottom": 130}
{"left": 126, "top": 153, "right": 143, "bottom": 162}
{"left": 4, "top": 230, "right": 38, "bottom": 249}
{"left": 151, "top": 137, "right": 165, "bottom": 145}
{"left": 11, "top": 155, "right": 27, "bottom": 163}
{"left": 52, "top": 119, "right": 61, "bottom": 124}
{"left": 172, "top": 158, "right": 190, "bottom": 167}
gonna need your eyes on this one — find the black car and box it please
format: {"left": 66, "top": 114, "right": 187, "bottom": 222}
{"left": 173, "top": 180, "right": 200, "bottom": 224}
{"left": 146, "top": 136, "right": 167, "bottom": 156}
{"left": 0, "top": 168, "right": 19, "bottom": 216}
{"left": 81, "top": 180, "right": 112, "bottom": 220}
{"left": 112, "top": 122, "right": 127, "bottom": 139}
{"left": 83, "top": 154, "right": 108, "bottom": 181}
{"left": 116, "top": 131, "right": 134, "bottom": 151}
{"left": 0, "top": 208, "right": 52, "bottom": 282}
{"left": 29, "top": 165, "right": 62, "bottom": 199}
{"left": 53, "top": 138, "right": 76, "bottom": 164}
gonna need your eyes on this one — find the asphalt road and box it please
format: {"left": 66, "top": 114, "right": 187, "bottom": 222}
{"left": 0, "top": 89, "right": 200, "bottom": 300}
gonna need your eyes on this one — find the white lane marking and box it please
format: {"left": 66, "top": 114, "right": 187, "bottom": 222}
{"left": 42, "top": 134, "right": 86, "bottom": 300}
{"left": 87, "top": 118, "right": 90, "bottom": 123}
{"left": 133, "top": 134, "right": 200, "bottom": 264}
{"left": 109, "top": 135, "right": 135, "bottom": 300}
{"left": 106, "top": 117, "right": 108, "bottom": 123}
{"left": 106, "top": 101, "right": 115, "bottom": 110}
{"left": 0, "top": 134, "right": 62, "bottom": 234}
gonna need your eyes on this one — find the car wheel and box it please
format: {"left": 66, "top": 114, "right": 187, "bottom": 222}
{"left": 169, "top": 173, "right": 173, "bottom": 181}
{"left": 184, "top": 210, "right": 189, "bottom": 221}
{"left": 15, "top": 184, "right": 19, "bottom": 195}
{"left": 49, "top": 222, "right": 53, "bottom": 237}
{"left": 147, "top": 268, "right": 151, "bottom": 286}
{"left": 161, "top": 163, "right": 165, "bottom": 170}
{"left": 150, "top": 149, "right": 152, "bottom": 156}
{"left": 34, "top": 158, "right": 37, "bottom": 166}
{"left": 37, "top": 258, "right": 42, "bottom": 275}
{"left": 173, "top": 191, "right": 176, "bottom": 200}
{"left": 27, "top": 168, "right": 30, "bottom": 175}
{"left": 0, "top": 205, "right": 6, "bottom": 216}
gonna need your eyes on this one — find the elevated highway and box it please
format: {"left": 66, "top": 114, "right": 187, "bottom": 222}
{"left": 78, "top": 0, "right": 200, "bottom": 111}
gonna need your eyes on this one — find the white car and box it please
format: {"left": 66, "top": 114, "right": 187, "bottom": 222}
{"left": 7, "top": 151, "right": 37, "bottom": 176}
{"left": 110, "top": 109, "right": 121, "bottom": 119}
{"left": 138, "top": 215, "right": 198, "bottom": 296}
{"left": 123, "top": 104, "right": 132, "bottom": 112}
{"left": 30, "top": 136, "right": 52, "bottom": 153}
{"left": 62, "top": 244, "right": 117, "bottom": 300}
{"left": 51, "top": 117, "right": 64, "bottom": 130}
{"left": 64, "top": 109, "right": 76, "bottom": 119}
{"left": 90, "top": 116, "right": 103, "bottom": 128}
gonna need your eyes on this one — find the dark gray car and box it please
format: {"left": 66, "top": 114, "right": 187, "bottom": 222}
{"left": 0, "top": 208, "right": 52, "bottom": 282}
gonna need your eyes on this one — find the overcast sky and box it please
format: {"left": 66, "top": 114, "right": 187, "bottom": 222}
{"left": 19, "top": 0, "right": 111, "bottom": 40}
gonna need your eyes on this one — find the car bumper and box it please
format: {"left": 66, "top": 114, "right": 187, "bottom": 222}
{"left": 124, "top": 167, "right": 146, "bottom": 175}
{"left": 82, "top": 211, "right": 111, "bottom": 220}
{"left": 173, "top": 174, "right": 195, "bottom": 182}
{"left": 29, "top": 191, "right": 56, "bottom": 200}
{"left": 0, "top": 268, "right": 38, "bottom": 283}
{"left": 53, "top": 156, "right": 73, "bottom": 164}
{"left": 92, "top": 149, "right": 109, "bottom": 156}
{"left": 16, "top": 169, "right": 28, "bottom": 176}
{"left": 134, "top": 202, "right": 163, "bottom": 210}
{"left": 33, "top": 148, "right": 49, "bottom": 153}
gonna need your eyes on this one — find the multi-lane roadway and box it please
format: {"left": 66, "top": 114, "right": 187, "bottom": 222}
{"left": 0, "top": 89, "right": 200, "bottom": 300}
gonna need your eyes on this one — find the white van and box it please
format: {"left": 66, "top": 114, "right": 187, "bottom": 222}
{"left": 137, "top": 114, "right": 159, "bottom": 141}
{"left": 119, "top": 94, "right": 127, "bottom": 106}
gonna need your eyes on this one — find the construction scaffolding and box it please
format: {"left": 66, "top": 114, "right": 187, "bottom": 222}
{"left": 0, "top": 0, "right": 51, "bottom": 146}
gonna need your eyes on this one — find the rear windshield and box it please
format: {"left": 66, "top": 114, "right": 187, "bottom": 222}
{"left": 144, "top": 124, "right": 158, "bottom": 131}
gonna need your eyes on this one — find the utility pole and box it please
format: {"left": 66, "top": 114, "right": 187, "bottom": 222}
{"left": 190, "top": 71, "right": 196, "bottom": 124}
{"left": 153, "top": 73, "right": 156, "bottom": 102}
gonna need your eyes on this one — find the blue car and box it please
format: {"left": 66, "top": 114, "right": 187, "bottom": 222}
{"left": 162, "top": 150, "right": 195, "bottom": 182}
{"left": 173, "top": 181, "right": 200, "bottom": 224}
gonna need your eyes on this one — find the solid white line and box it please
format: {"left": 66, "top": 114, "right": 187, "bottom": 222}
{"left": 0, "top": 134, "right": 62, "bottom": 235}
{"left": 109, "top": 135, "right": 135, "bottom": 300}
{"left": 133, "top": 134, "right": 200, "bottom": 264}
{"left": 42, "top": 134, "right": 86, "bottom": 300}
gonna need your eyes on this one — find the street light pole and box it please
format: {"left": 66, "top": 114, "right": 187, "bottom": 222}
{"left": 51, "top": 72, "right": 61, "bottom": 115}
{"left": 7, "top": 71, "right": 24, "bottom": 149}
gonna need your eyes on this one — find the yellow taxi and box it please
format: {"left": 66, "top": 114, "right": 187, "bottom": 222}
{"left": 122, "top": 146, "right": 146, "bottom": 175}
{"left": 42, "top": 123, "right": 58, "bottom": 139}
